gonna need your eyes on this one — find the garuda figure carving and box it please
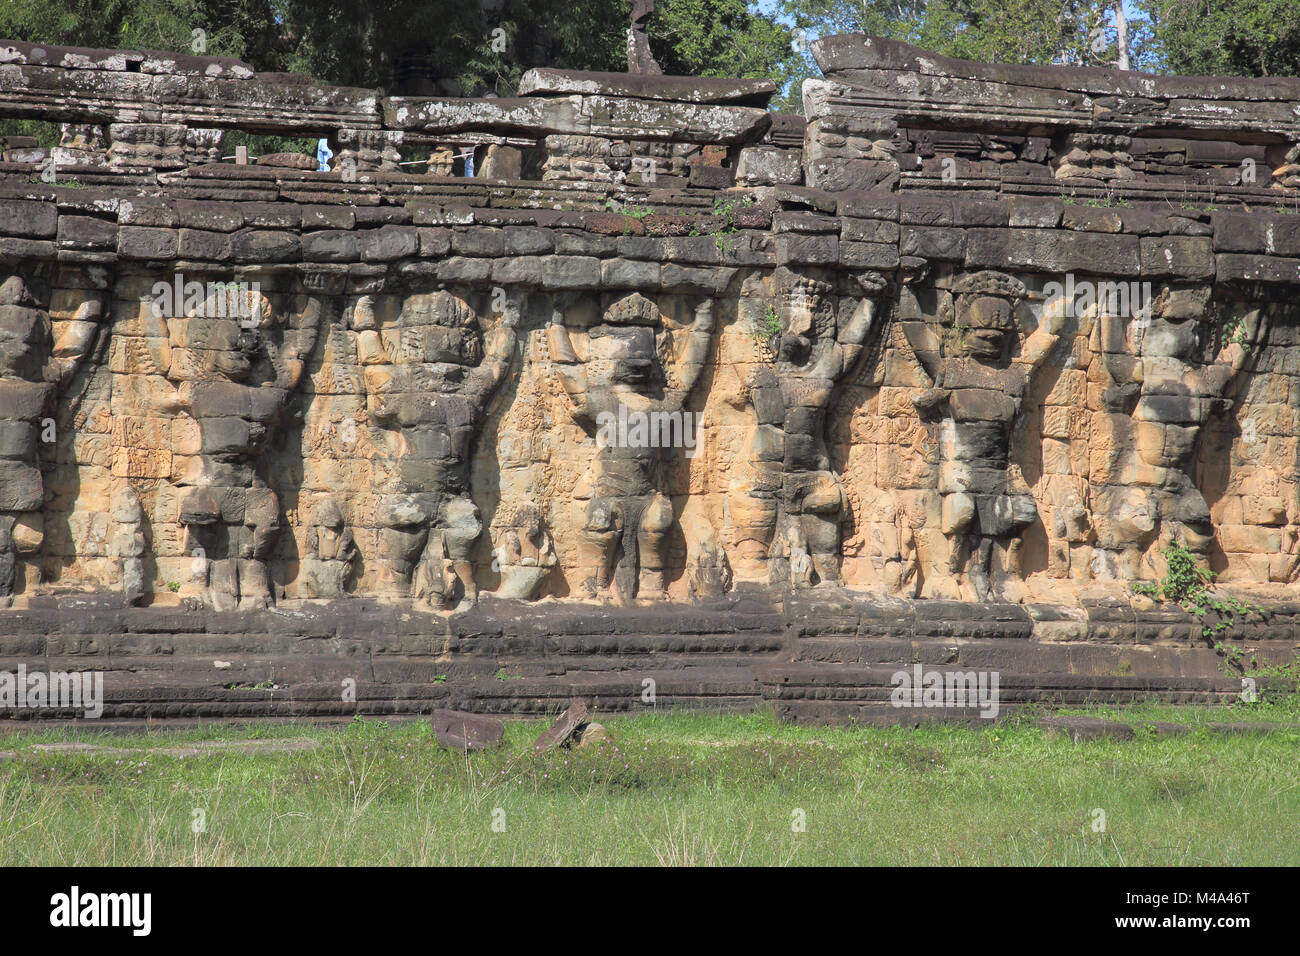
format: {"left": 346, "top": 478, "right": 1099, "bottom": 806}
{"left": 725, "top": 269, "right": 880, "bottom": 588}
{"left": 912, "top": 271, "right": 1066, "bottom": 602}
{"left": 549, "top": 292, "right": 713, "bottom": 603}
{"left": 1091, "top": 285, "right": 1266, "bottom": 579}
{"left": 164, "top": 283, "right": 322, "bottom": 611}
{"left": 0, "top": 275, "right": 106, "bottom": 607}
{"left": 357, "top": 288, "right": 516, "bottom": 610}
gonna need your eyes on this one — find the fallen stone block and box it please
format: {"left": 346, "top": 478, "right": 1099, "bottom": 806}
{"left": 532, "top": 698, "right": 590, "bottom": 752}
{"left": 433, "top": 708, "right": 504, "bottom": 751}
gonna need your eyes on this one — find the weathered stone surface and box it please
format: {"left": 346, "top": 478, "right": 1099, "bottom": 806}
{"left": 302, "top": 230, "right": 360, "bottom": 262}
{"left": 256, "top": 151, "right": 316, "bottom": 169}
{"left": 361, "top": 226, "right": 419, "bottom": 262}
{"left": 1212, "top": 212, "right": 1300, "bottom": 257}
{"left": 840, "top": 240, "right": 898, "bottom": 268}
{"left": 57, "top": 216, "right": 117, "bottom": 250}
{"left": 518, "top": 69, "right": 775, "bottom": 107}
{"left": 0, "top": 201, "right": 57, "bottom": 238}
{"left": 118, "top": 226, "right": 178, "bottom": 259}
{"left": 576, "top": 722, "right": 609, "bottom": 748}
{"left": 231, "top": 229, "right": 301, "bottom": 262}
{"left": 601, "top": 257, "right": 660, "bottom": 287}
{"left": 811, "top": 34, "right": 1300, "bottom": 142}
{"left": 384, "top": 95, "right": 770, "bottom": 145}
{"left": 532, "top": 698, "right": 590, "bottom": 751}
{"left": 0, "top": 30, "right": 1295, "bottom": 726}
{"left": 433, "top": 708, "right": 504, "bottom": 751}
{"left": 735, "top": 146, "right": 802, "bottom": 185}
{"left": 1139, "top": 236, "right": 1214, "bottom": 279}
{"left": 966, "top": 229, "right": 1142, "bottom": 274}
{"left": 1216, "top": 254, "right": 1300, "bottom": 283}
{"left": 177, "top": 228, "right": 232, "bottom": 260}
{"left": 177, "top": 200, "right": 243, "bottom": 232}
{"left": 541, "top": 255, "right": 601, "bottom": 289}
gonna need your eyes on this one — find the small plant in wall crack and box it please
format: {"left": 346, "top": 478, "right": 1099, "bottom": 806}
{"left": 1214, "top": 641, "right": 1251, "bottom": 676}
{"left": 605, "top": 199, "right": 653, "bottom": 219}
{"left": 753, "top": 306, "right": 781, "bottom": 361}
{"left": 1219, "top": 308, "right": 1257, "bottom": 351}
{"left": 711, "top": 195, "right": 754, "bottom": 254}
{"left": 1214, "top": 641, "right": 1300, "bottom": 703}
{"left": 950, "top": 319, "right": 971, "bottom": 349}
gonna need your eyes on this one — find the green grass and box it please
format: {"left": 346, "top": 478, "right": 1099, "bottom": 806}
{"left": 1, "top": 706, "right": 1297, "bottom": 865}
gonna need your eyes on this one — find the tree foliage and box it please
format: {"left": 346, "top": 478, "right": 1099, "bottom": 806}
{"left": 1138, "top": 0, "right": 1300, "bottom": 76}
{"left": 0, "top": 0, "right": 791, "bottom": 96}
{"left": 649, "top": 0, "right": 794, "bottom": 81}
{"left": 778, "top": 0, "right": 1300, "bottom": 79}
{"left": 0, "top": 0, "right": 1297, "bottom": 125}
{"left": 781, "top": 1, "right": 1149, "bottom": 68}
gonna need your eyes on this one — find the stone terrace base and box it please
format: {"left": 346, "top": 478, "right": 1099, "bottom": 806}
{"left": 1, "top": 588, "right": 1293, "bottom": 726}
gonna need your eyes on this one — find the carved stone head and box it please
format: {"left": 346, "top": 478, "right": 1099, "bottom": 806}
{"left": 950, "top": 271, "right": 1027, "bottom": 362}
{"left": 588, "top": 324, "right": 658, "bottom": 387}
{"left": 589, "top": 293, "right": 663, "bottom": 389}
{"left": 1142, "top": 285, "right": 1213, "bottom": 361}
{"left": 774, "top": 270, "right": 834, "bottom": 366}
{"left": 191, "top": 319, "right": 261, "bottom": 382}
{"left": 396, "top": 290, "right": 482, "bottom": 366}
{"left": 111, "top": 486, "right": 144, "bottom": 525}
{"left": 313, "top": 497, "right": 345, "bottom": 530}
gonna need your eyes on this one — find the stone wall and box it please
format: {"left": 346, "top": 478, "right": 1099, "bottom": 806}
{"left": 0, "top": 34, "right": 1298, "bottom": 643}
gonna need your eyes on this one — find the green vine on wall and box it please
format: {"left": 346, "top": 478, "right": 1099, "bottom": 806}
{"left": 1131, "top": 542, "right": 1263, "bottom": 639}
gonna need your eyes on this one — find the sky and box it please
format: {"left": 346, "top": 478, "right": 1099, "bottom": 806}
{"left": 750, "top": 0, "right": 1146, "bottom": 35}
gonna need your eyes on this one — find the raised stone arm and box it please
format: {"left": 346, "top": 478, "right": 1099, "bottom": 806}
{"left": 466, "top": 293, "right": 519, "bottom": 408}
{"left": 1094, "top": 305, "right": 1141, "bottom": 388}
{"left": 547, "top": 298, "right": 590, "bottom": 419}
{"left": 1221, "top": 307, "right": 1268, "bottom": 376}
{"left": 912, "top": 385, "right": 951, "bottom": 419}
{"left": 50, "top": 294, "right": 107, "bottom": 390}
{"left": 273, "top": 297, "right": 324, "bottom": 393}
{"left": 351, "top": 295, "right": 399, "bottom": 427}
{"left": 809, "top": 295, "right": 876, "bottom": 382}
{"left": 837, "top": 272, "right": 886, "bottom": 377}
{"left": 1193, "top": 306, "right": 1270, "bottom": 408}
{"left": 665, "top": 298, "right": 714, "bottom": 409}
{"left": 909, "top": 336, "right": 938, "bottom": 393}
{"left": 1020, "top": 294, "right": 1070, "bottom": 373}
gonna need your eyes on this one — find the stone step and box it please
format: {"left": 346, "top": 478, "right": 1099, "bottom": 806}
{"left": 2, "top": 597, "right": 1292, "bottom": 726}
{"left": 759, "top": 662, "right": 1245, "bottom": 694}
{"left": 0, "top": 669, "right": 759, "bottom": 721}
{"left": 790, "top": 636, "right": 1274, "bottom": 678}
{"left": 0, "top": 670, "right": 1255, "bottom": 724}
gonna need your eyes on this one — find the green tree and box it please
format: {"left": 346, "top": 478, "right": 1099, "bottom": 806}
{"left": 0, "top": 0, "right": 251, "bottom": 58}
{"left": 779, "top": 0, "right": 1148, "bottom": 68}
{"left": 1137, "top": 0, "right": 1300, "bottom": 76}
{"left": 650, "top": 0, "right": 793, "bottom": 80}
{"left": 777, "top": 0, "right": 1300, "bottom": 80}
{"left": 0, "top": 0, "right": 793, "bottom": 95}
{"left": 276, "top": 0, "right": 790, "bottom": 97}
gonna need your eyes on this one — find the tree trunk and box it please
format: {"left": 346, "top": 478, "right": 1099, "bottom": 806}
{"left": 1114, "top": 0, "right": 1131, "bottom": 71}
